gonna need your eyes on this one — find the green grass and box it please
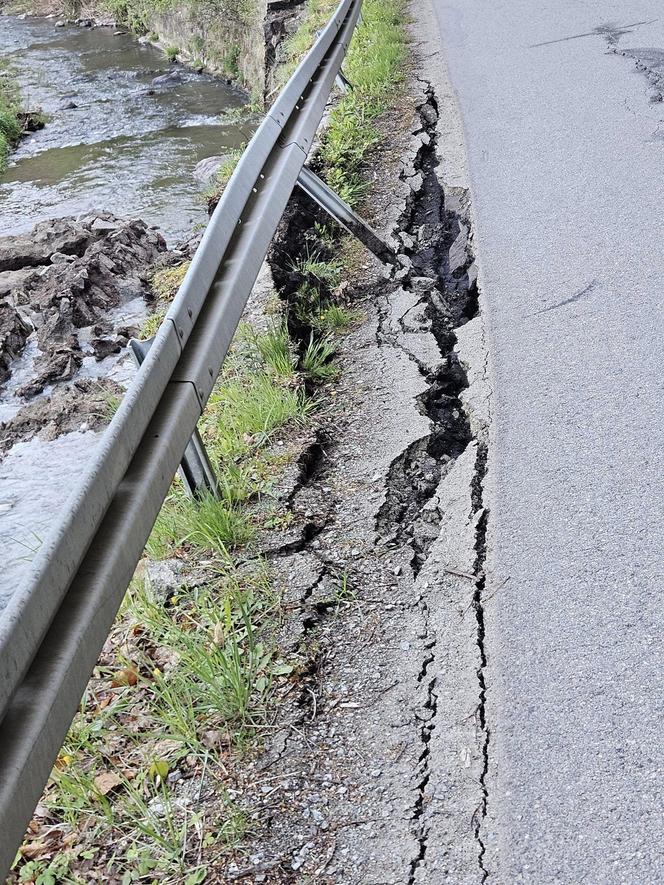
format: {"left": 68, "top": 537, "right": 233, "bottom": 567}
{"left": 139, "top": 262, "right": 190, "bottom": 340}
{"left": 12, "top": 564, "right": 270, "bottom": 882}
{"left": 315, "top": 303, "right": 363, "bottom": 332}
{"left": 320, "top": 0, "right": 409, "bottom": 204}
{"left": 301, "top": 333, "right": 339, "bottom": 381}
{"left": 151, "top": 262, "right": 190, "bottom": 300}
{"left": 146, "top": 325, "right": 312, "bottom": 561}
{"left": 0, "top": 60, "right": 23, "bottom": 175}
{"left": 147, "top": 491, "right": 254, "bottom": 559}
{"left": 290, "top": 249, "right": 343, "bottom": 289}
{"left": 242, "top": 321, "right": 297, "bottom": 379}
{"left": 282, "top": 0, "right": 409, "bottom": 206}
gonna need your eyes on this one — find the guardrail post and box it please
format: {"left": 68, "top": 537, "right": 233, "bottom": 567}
{"left": 335, "top": 69, "right": 353, "bottom": 93}
{"left": 295, "top": 166, "right": 397, "bottom": 267}
{"left": 129, "top": 338, "right": 220, "bottom": 501}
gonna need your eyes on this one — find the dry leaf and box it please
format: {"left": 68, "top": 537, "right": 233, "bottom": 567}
{"left": 93, "top": 771, "right": 123, "bottom": 796}
{"left": 111, "top": 667, "right": 138, "bottom": 687}
{"left": 19, "top": 840, "right": 50, "bottom": 860}
{"left": 212, "top": 622, "right": 225, "bottom": 646}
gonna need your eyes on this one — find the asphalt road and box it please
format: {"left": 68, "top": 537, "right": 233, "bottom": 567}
{"left": 428, "top": 2, "right": 664, "bottom": 881}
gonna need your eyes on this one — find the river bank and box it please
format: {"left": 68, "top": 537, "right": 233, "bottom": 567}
{"left": 5, "top": 0, "right": 306, "bottom": 103}
{"left": 0, "top": 11, "right": 258, "bottom": 608}
{"left": 0, "top": 56, "right": 45, "bottom": 173}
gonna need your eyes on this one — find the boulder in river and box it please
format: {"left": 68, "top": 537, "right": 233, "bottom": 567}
{"left": 151, "top": 70, "right": 184, "bottom": 88}
{"left": 0, "top": 217, "right": 91, "bottom": 272}
{"left": 0, "top": 302, "right": 32, "bottom": 385}
{"left": 0, "top": 377, "right": 124, "bottom": 454}
{"left": 193, "top": 155, "right": 226, "bottom": 183}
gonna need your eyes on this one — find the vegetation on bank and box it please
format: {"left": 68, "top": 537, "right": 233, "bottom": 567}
{"left": 11, "top": 1, "right": 409, "bottom": 881}
{"left": 0, "top": 60, "right": 24, "bottom": 174}
{"left": 102, "top": 0, "right": 262, "bottom": 94}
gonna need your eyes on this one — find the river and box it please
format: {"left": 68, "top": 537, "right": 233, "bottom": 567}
{"left": 0, "top": 15, "right": 250, "bottom": 240}
{"left": 0, "top": 15, "right": 252, "bottom": 606}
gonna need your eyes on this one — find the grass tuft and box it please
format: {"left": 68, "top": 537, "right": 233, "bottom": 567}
{"left": 301, "top": 333, "right": 339, "bottom": 381}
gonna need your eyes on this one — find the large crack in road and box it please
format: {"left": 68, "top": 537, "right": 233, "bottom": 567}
{"left": 375, "top": 86, "right": 491, "bottom": 881}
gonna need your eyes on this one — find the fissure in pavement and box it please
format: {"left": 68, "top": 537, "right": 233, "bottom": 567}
{"left": 263, "top": 83, "right": 492, "bottom": 880}
{"left": 376, "top": 86, "right": 491, "bottom": 879}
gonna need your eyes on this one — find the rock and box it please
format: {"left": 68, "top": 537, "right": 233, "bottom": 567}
{"left": 144, "top": 559, "right": 191, "bottom": 601}
{"left": 0, "top": 302, "right": 32, "bottom": 384}
{"left": 91, "top": 335, "right": 122, "bottom": 361}
{"left": 19, "top": 342, "right": 83, "bottom": 397}
{"left": 50, "top": 251, "right": 76, "bottom": 264}
{"left": 0, "top": 379, "right": 122, "bottom": 453}
{"left": 90, "top": 216, "right": 121, "bottom": 233}
{"left": 59, "top": 100, "right": 78, "bottom": 110}
{"left": 0, "top": 267, "right": 41, "bottom": 298}
{"left": 0, "top": 218, "right": 90, "bottom": 272}
{"left": 192, "top": 155, "right": 226, "bottom": 183}
{"left": 55, "top": 20, "right": 66, "bottom": 27}
{"left": 0, "top": 213, "right": 167, "bottom": 392}
{"left": 420, "top": 102, "right": 438, "bottom": 125}
{"left": 151, "top": 71, "right": 184, "bottom": 87}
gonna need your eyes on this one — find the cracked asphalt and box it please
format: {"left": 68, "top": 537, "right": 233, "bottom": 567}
{"left": 424, "top": 1, "right": 664, "bottom": 881}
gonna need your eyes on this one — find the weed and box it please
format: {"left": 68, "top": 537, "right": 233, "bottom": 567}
{"left": 282, "top": 0, "right": 409, "bottom": 207}
{"left": 301, "top": 333, "right": 339, "bottom": 381}
{"left": 243, "top": 322, "right": 296, "bottom": 379}
{"left": 291, "top": 249, "right": 343, "bottom": 288}
{"left": 147, "top": 490, "right": 253, "bottom": 558}
{"left": 164, "top": 45, "right": 179, "bottom": 61}
{"left": 315, "top": 304, "right": 363, "bottom": 333}
{"left": 97, "top": 387, "right": 122, "bottom": 421}
{"left": 0, "top": 60, "right": 23, "bottom": 174}
{"left": 204, "top": 147, "right": 244, "bottom": 210}
{"left": 202, "top": 371, "right": 311, "bottom": 462}
{"left": 334, "top": 570, "right": 356, "bottom": 603}
{"left": 139, "top": 308, "right": 166, "bottom": 340}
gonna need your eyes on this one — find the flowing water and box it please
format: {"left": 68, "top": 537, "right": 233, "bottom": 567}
{"left": 1, "top": 15, "right": 251, "bottom": 240}
{"left": 0, "top": 15, "right": 253, "bottom": 605}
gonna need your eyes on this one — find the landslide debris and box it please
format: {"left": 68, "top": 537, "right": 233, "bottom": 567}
{"left": 0, "top": 212, "right": 167, "bottom": 397}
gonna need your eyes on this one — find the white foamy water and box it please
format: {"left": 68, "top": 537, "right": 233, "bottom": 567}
{"left": 0, "top": 430, "right": 100, "bottom": 608}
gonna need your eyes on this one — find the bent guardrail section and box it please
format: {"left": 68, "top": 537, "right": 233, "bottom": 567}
{"left": 0, "top": 0, "right": 362, "bottom": 872}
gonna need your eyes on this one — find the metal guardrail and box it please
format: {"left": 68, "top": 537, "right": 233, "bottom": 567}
{"left": 0, "top": 0, "right": 365, "bottom": 873}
